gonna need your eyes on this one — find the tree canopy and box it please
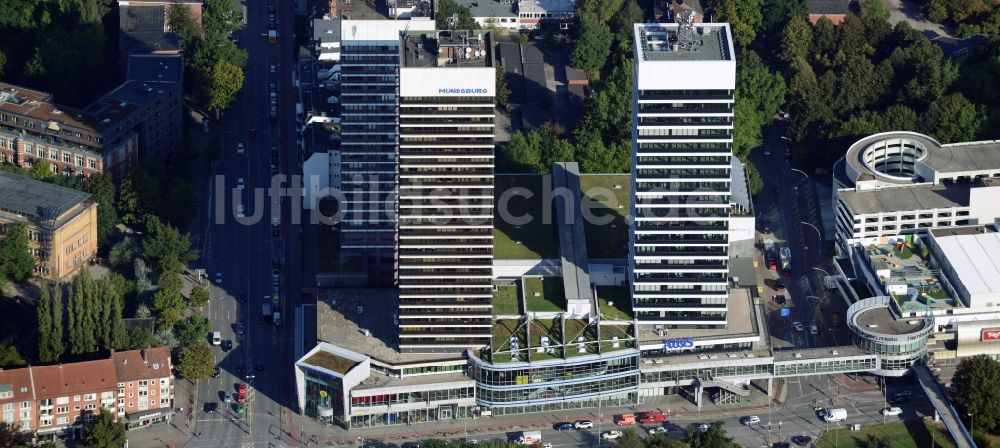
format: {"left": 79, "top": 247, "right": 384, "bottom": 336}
{"left": 176, "top": 343, "right": 216, "bottom": 379}
{"left": 84, "top": 409, "right": 126, "bottom": 448}
{"left": 570, "top": 19, "right": 613, "bottom": 73}
{"left": 0, "top": 223, "right": 35, "bottom": 283}
{"left": 952, "top": 355, "right": 1000, "bottom": 434}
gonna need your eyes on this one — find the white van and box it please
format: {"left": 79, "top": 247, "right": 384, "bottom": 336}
{"left": 822, "top": 408, "right": 848, "bottom": 422}
{"left": 212, "top": 331, "right": 222, "bottom": 346}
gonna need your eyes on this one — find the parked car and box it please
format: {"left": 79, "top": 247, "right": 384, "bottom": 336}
{"left": 881, "top": 406, "right": 902, "bottom": 416}
{"left": 793, "top": 322, "right": 805, "bottom": 332}
{"left": 648, "top": 427, "right": 667, "bottom": 435}
{"left": 573, "top": 420, "right": 593, "bottom": 429}
{"left": 741, "top": 416, "right": 760, "bottom": 426}
{"left": 601, "top": 431, "right": 622, "bottom": 440}
{"left": 791, "top": 436, "right": 812, "bottom": 446}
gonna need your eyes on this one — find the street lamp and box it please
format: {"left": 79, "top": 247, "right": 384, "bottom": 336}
{"left": 969, "top": 412, "right": 975, "bottom": 437}
{"left": 813, "top": 267, "right": 831, "bottom": 277}
{"left": 800, "top": 222, "right": 822, "bottom": 241}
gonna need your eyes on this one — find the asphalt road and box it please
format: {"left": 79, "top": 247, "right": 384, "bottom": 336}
{"left": 749, "top": 123, "right": 848, "bottom": 352}
{"left": 187, "top": 0, "right": 303, "bottom": 445}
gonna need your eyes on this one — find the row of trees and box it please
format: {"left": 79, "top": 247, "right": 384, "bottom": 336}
{"left": 921, "top": 0, "right": 1000, "bottom": 37}
{"left": 169, "top": 0, "right": 248, "bottom": 113}
{"left": 952, "top": 355, "right": 1000, "bottom": 444}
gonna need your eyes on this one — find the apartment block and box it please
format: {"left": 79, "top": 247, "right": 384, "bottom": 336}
{"left": 0, "top": 54, "right": 183, "bottom": 179}
{"left": 397, "top": 30, "right": 496, "bottom": 353}
{"left": 629, "top": 22, "right": 736, "bottom": 327}
{"left": 0, "top": 171, "right": 98, "bottom": 281}
{"left": 0, "top": 348, "right": 173, "bottom": 441}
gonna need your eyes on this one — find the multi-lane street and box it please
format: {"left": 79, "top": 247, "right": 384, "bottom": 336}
{"left": 187, "top": 0, "right": 302, "bottom": 445}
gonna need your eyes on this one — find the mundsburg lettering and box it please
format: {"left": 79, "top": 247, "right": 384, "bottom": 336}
{"left": 437, "top": 88, "right": 489, "bottom": 94}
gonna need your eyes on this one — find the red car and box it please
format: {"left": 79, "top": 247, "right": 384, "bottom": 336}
{"left": 249, "top": 128, "right": 257, "bottom": 138}
{"left": 236, "top": 383, "right": 248, "bottom": 404}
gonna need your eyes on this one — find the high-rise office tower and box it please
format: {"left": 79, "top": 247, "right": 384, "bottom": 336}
{"left": 396, "top": 30, "right": 496, "bottom": 353}
{"left": 338, "top": 20, "right": 436, "bottom": 286}
{"left": 629, "top": 21, "right": 736, "bottom": 327}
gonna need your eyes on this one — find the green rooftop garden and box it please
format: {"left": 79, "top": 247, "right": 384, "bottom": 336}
{"left": 564, "top": 319, "right": 598, "bottom": 357}
{"left": 599, "top": 324, "right": 634, "bottom": 353}
{"left": 491, "top": 319, "right": 525, "bottom": 353}
{"left": 579, "top": 175, "right": 630, "bottom": 259}
{"left": 492, "top": 283, "right": 521, "bottom": 315}
{"left": 596, "top": 285, "right": 632, "bottom": 320}
{"left": 528, "top": 318, "right": 562, "bottom": 360}
{"left": 304, "top": 351, "right": 357, "bottom": 374}
{"left": 524, "top": 277, "right": 566, "bottom": 312}
{"left": 493, "top": 175, "right": 557, "bottom": 259}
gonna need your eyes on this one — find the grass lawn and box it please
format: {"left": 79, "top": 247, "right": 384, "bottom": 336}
{"left": 564, "top": 319, "right": 597, "bottom": 356}
{"left": 524, "top": 277, "right": 566, "bottom": 312}
{"left": 494, "top": 175, "right": 558, "bottom": 259}
{"left": 493, "top": 283, "right": 521, "bottom": 315}
{"left": 528, "top": 318, "right": 562, "bottom": 360}
{"left": 492, "top": 319, "right": 524, "bottom": 352}
{"left": 600, "top": 324, "right": 634, "bottom": 352}
{"left": 817, "top": 421, "right": 955, "bottom": 448}
{"left": 596, "top": 285, "right": 632, "bottom": 320}
{"left": 579, "top": 174, "right": 630, "bottom": 259}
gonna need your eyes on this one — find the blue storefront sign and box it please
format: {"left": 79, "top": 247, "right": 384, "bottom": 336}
{"left": 780, "top": 307, "right": 791, "bottom": 317}
{"left": 662, "top": 337, "right": 694, "bottom": 350}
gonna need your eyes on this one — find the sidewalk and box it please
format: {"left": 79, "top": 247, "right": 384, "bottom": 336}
{"left": 124, "top": 379, "right": 196, "bottom": 448}
{"left": 288, "top": 388, "right": 788, "bottom": 446}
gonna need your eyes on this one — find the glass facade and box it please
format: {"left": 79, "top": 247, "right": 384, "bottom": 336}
{"left": 470, "top": 354, "right": 640, "bottom": 406}
{"left": 351, "top": 386, "right": 474, "bottom": 408}
{"left": 302, "top": 367, "right": 345, "bottom": 426}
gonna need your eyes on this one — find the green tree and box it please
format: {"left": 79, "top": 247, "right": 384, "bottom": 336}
{"left": 952, "top": 355, "right": 1000, "bottom": 433}
{"left": 68, "top": 270, "right": 98, "bottom": 355}
{"left": 859, "top": 0, "right": 891, "bottom": 22}
{"left": 174, "top": 315, "right": 210, "bottom": 348}
{"left": 617, "top": 428, "right": 642, "bottom": 448}
{"left": 0, "top": 343, "right": 26, "bottom": 369}
{"left": 778, "top": 15, "right": 812, "bottom": 73}
{"left": 84, "top": 409, "right": 125, "bottom": 448}
{"left": 127, "top": 328, "right": 157, "bottom": 350}
{"left": 502, "top": 131, "right": 543, "bottom": 173}
{"left": 28, "top": 160, "right": 53, "bottom": 180}
{"left": 574, "top": 56, "right": 633, "bottom": 147}
{"left": 0, "top": 421, "right": 33, "bottom": 447}
{"left": 576, "top": 0, "right": 625, "bottom": 24}
{"left": 83, "top": 173, "right": 118, "bottom": 246}
{"left": 190, "top": 286, "right": 210, "bottom": 307}
{"left": 495, "top": 65, "right": 510, "bottom": 108}
{"left": 50, "top": 284, "right": 63, "bottom": 361}
{"left": 645, "top": 434, "right": 690, "bottom": 448}
{"left": 921, "top": 93, "right": 986, "bottom": 143}
{"left": 162, "top": 178, "right": 199, "bottom": 227}
{"left": 0, "top": 223, "right": 35, "bottom": 283}
{"left": 36, "top": 284, "right": 61, "bottom": 363}
{"left": 435, "top": 0, "right": 480, "bottom": 30}
{"left": 811, "top": 16, "right": 838, "bottom": 56}
{"left": 142, "top": 215, "right": 198, "bottom": 275}
{"left": 746, "top": 162, "right": 764, "bottom": 196}
{"left": 202, "top": 0, "right": 240, "bottom": 35}
{"left": 168, "top": 2, "right": 201, "bottom": 50}
{"left": 577, "top": 135, "right": 630, "bottom": 174}
{"left": 570, "top": 19, "right": 613, "bottom": 73}
{"left": 152, "top": 288, "right": 185, "bottom": 328}
{"left": 0, "top": 49, "right": 6, "bottom": 78}
{"left": 734, "top": 50, "right": 786, "bottom": 159}
{"left": 203, "top": 60, "right": 244, "bottom": 113}
{"left": 118, "top": 177, "right": 139, "bottom": 224}
{"left": 610, "top": 0, "right": 643, "bottom": 51}
{"left": 685, "top": 421, "right": 738, "bottom": 448}
{"left": 712, "top": 0, "right": 764, "bottom": 47}
{"left": 176, "top": 343, "right": 216, "bottom": 379}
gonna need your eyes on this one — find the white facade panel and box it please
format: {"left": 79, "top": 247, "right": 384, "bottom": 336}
{"left": 400, "top": 67, "right": 496, "bottom": 97}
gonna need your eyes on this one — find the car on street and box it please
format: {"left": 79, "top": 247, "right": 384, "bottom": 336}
{"left": 881, "top": 406, "right": 902, "bottom": 416}
{"left": 554, "top": 422, "right": 573, "bottom": 431}
{"left": 204, "top": 402, "right": 218, "bottom": 413}
{"left": 601, "top": 431, "right": 622, "bottom": 440}
{"left": 237, "top": 142, "right": 245, "bottom": 154}
{"left": 740, "top": 416, "right": 760, "bottom": 426}
{"left": 791, "top": 436, "right": 812, "bottom": 446}
{"left": 221, "top": 340, "right": 233, "bottom": 352}
{"left": 648, "top": 427, "right": 667, "bottom": 435}
{"left": 890, "top": 396, "right": 910, "bottom": 405}
{"left": 809, "top": 324, "right": 819, "bottom": 335}
{"left": 255, "top": 362, "right": 264, "bottom": 372}
{"left": 222, "top": 391, "right": 232, "bottom": 403}
{"left": 215, "top": 272, "right": 223, "bottom": 284}
{"left": 234, "top": 323, "right": 245, "bottom": 335}
{"left": 236, "top": 383, "right": 248, "bottom": 404}
{"left": 271, "top": 146, "right": 279, "bottom": 158}
{"left": 236, "top": 291, "right": 247, "bottom": 303}
{"left": 271, "top": 162, "right": 278, "bottom": 174}
{"left": 573, "top": 420, "right": 593, "bottom": 429}
{"left": 793, "top": 322, "right": 805, "bottom": 332}
{"left": 695, "top": 423, "right": 710, "bottom": 433}
{"left": 270, "top": 64, "right": 276, "bottom": 74}
{"left": 763, "top": 147, "right": 770, "bottom": 156}
{"left": 541, "top": 444, "right": 552, "bottom": 448}
{"left": 894, "top": 390, "right": 913, "bottom": 398}
{"left": 237, "top": 204, "right": 245, "bottom": 218}
{"left": 237, "top": 177, "right": 245, "bottom": 190}
{"left": 272, "top": 224, "right": 279, "bottom": 237}
{"left": 776, "top": 279, "right": 786, "bottom": 290}
{"left": 211, "top": 366, "right": 221, "bottom": 378}
{"left": 273, "top": 260, "right": 281, "bottom": 269}
{"left": 249, "top": 128, "right": 256, "bottom": 138}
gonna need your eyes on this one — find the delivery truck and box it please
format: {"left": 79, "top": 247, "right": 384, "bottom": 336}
{"left": 638, "top": 411, "right": 667, "bottom": 424}
{"left": 517, "top": 431, "right": 541, "bottom": 445}
{"left": 821, "top": 408, "right": 848, "bottom": 422}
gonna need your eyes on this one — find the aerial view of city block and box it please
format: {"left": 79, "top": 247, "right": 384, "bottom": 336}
{"left": 1, "top": 0, "right": 1000, "bottom": 446}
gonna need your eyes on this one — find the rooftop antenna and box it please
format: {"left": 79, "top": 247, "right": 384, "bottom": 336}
{"left": 675, "top": 9, "right": 697, "bottom": 51}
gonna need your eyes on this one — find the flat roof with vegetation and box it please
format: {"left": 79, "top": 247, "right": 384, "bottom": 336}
{"left": 493, "top": 175, "right": 557, "bottom": 259}
{"left": 524, "top": 277, "right": 566, "bottom": 312}
{"left": 596, "top": 285, "right": 632, "bottom": 320}
{"left": 492, "top": 283, "right": 521, "bottom": 315}
{"left": 303, "top": 350, "right": 358, "bottom": 375}
{"left": 578, "top": 175, "right": 631, "bottom": 259}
